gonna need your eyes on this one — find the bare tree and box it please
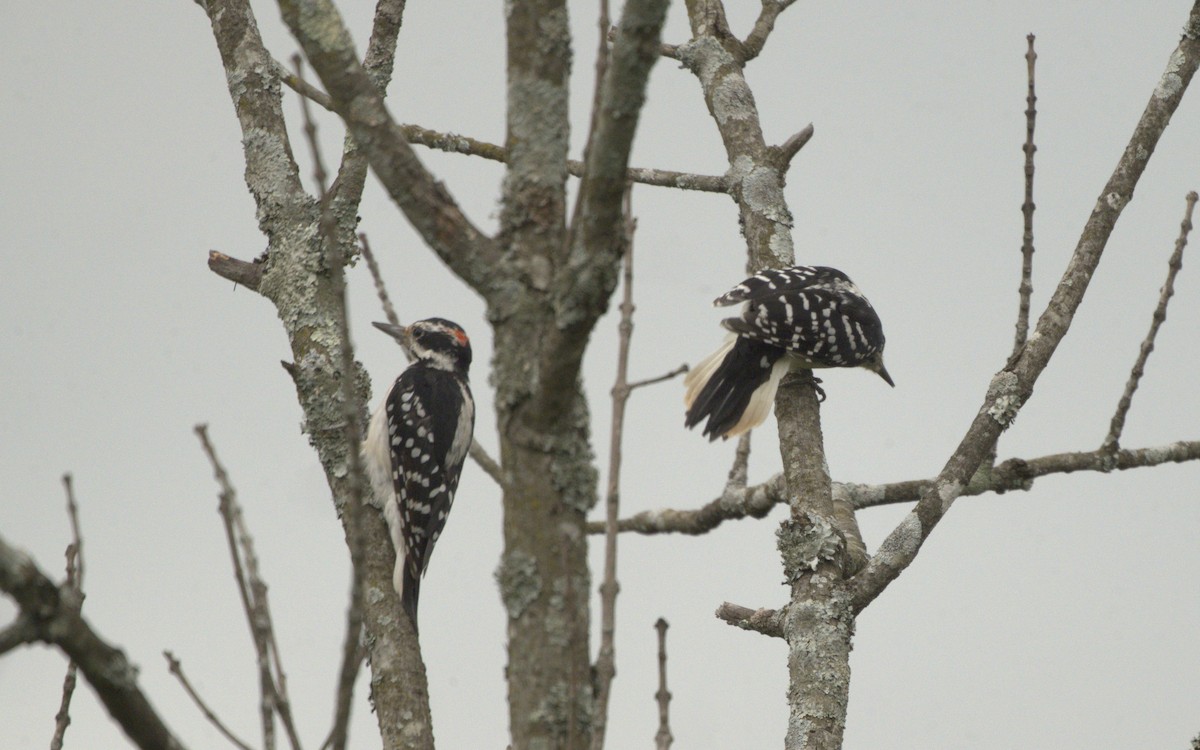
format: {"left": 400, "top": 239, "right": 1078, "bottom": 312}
{"left": 3, "top": 2, "right": 1200, "bottom": 750}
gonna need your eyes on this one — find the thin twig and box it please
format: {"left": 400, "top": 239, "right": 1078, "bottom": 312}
{"left": 1013, "top": 33, "right": 1039, "bottom": 356}
{"left": 358, "top": 234, "right": 400, "bottom": 328}
{"left": 653, "top": 618, "right": 673, "bottom": 750}
{"left": 359, "top": 231, "right": 505, "bottom": 487}
{"left": 295, "top": 54, "right": 366, "bottom": 750}
{"left": 164, "top": 651, "right": 256, "bottom": 750}
{"left": 195, "top": 424, "right": 288, "bottom": 750}
{"left": 1102, "top": 191, "right": 1197, "bottom": 452}
{"left": 741, "top": 0, "right": 800, "bottom": 61}
{"left": 725, "top": 433, "right": 752, "bottom": 491}
{"left": 62, "top": 475, "right": 84, "bottom": 591}
{"left": 319, "top": 634, "right": 365, "bottom": 750}
{"left": 627, "top": 364, "right": 689, "bottom": 391}
{"left": 273, "top": 56, "right": 334, "bottom": 110}
{"left": 591, "top": 184, "right": 634, "bottom": 750}
{"left": 272, "top": 61, "right": 727, "bottom": 195}
{"left": 50, "top": 474, "right": 85, "bottom": 750}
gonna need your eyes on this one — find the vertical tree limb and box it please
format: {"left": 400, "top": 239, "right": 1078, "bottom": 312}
{"left": 591, "top": 189, "right": 636, "bottom": 750}
{"left": 201, "top": 0, "right": 436, "bottom": 744}
{"left": 681, "top": 2, "right": 854, "bottom": 747}
{"left": 293, "top": 54, "right": 370, "bottom": 750}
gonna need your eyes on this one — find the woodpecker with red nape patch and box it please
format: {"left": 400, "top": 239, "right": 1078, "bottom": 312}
{"left": 363, "top": 318, "right": 475, "bottom": 628}
{"left": 684, "top": 265, "right": 892, "bottom": 441}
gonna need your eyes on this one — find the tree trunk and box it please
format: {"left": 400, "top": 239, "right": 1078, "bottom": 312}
{"left": 493, "top": 318, "right": 597, "bottom": 750}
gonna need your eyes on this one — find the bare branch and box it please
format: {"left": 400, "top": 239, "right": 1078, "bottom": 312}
{"left": 358, "top": 234, "right": 400, "bottom": 328}
{"left": 725, "top": 433, "right": 752, "bottom": 491}
{"left": 1013, "top": 34, "right": 1039, "bottom": 356}
{"left": 194, "top": 424, "right": 267, "bottom": 744}
{"left": 0, "top": 615, "right": 37, "bottom": 655}
{"left": 203, "top": 1, "right": 435, "bottom": 744}
{"left": 590, "top": 438, "right": 1200, "bottom": 535}
{"left": 61, "top": 474, "right": 84, "bottom": 591}
{"left": 548, "top": 0, "right": 670, "bottom": 416}
{"left": 164, "top": 651, "right": 256, "bottom": 750}
{"left": 0, "top": 533, "right": 188, "bottom": 750}
{"left": 195, "top": 424, "right": 302, "bottom": 750}
{"left": 51, "top": 474, "right": 86, "bottom": 750}
{"left": 265, "top": 49, "right": 732, "bottom": 196}
{"left": 276, "top": 0, "right": 502, "bottom": 299}
{"left": 1102, "top": 191, "right": 1197, "bottom": 452}
{"left": 321, "top": 620, "right": 365, "bottom": 750}
{"left": 468, "top": 442, "right": 504, "bottom": 486}
{"left": 274, "top": 55, "right": 333, "bottom": 111}
{"left": 741, "top": 0, "right": 800, "bottom": 62}
{"left": 714, "top": 602, "right": 783, "bottom": 639}
{"left": 769, "top": 123, "right": 814, "bottom": 171}
{"left": 294, "top": 53, "right": 369, "bottom": 750}
{"left": 592, "top": 185, "right": 635, "bottom": 750}
{"left": 653, "top": 618, "right": 673, "bottom": 750}
{"left": 851, "top": 4, "right": 1200, "bottom": 614}
{"left": 327, "top": 0, "right": 408, "bottom": 226}
{"left": 207, "top": 251, "right": 265, "bottom": 291}
{"left": 202, "top": 0, "right": 306, "bottom": 229}
{"left": 585, "top": 472, "right": 785, "bottom": 535}
{"left": 356, "top": 119, "right": 733, "bottom": 193}
{"left": 681, "top": 0, "right": 794, "bottom": 270}
{"left": 627, "top": 364, "right": 689, "bottom": 392}
{"left": 49, "top": 661, "right": 78, "bottom": 750}
{"left": 831, "top": 484, "right": 868, "bottom": 576}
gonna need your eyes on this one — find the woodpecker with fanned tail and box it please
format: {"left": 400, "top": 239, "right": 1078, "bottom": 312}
{"left": 684, "top": 265, "right": 892, "bottom": 441}
{"left": 363, "top": 318, "right": 475, "bottom": 628}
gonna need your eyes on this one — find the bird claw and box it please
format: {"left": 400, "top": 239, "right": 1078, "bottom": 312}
{"left": 812, "top": 375, "right": 826, "bottom": 402}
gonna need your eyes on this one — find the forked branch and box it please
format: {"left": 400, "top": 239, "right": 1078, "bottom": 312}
{"left": 852, "top": 0, "right": 1200, "bottom": 614}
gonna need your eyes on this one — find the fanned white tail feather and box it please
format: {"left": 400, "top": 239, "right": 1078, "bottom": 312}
{"left": 683, "top": 335, "right": 736, "bottom": 409}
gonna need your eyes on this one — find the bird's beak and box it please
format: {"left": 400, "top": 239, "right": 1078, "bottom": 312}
{"left": 373, "top": 321, "right": 412, "bottom": 353}
{"left": 866, "top": 356, "right": 895, "bottom": 387}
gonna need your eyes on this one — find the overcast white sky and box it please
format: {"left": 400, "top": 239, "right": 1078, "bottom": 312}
{"left": 3, "top": 2, "right": 1199, "bottom": 748}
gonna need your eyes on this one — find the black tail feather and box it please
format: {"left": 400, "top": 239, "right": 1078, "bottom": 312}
{"left": 685, "top": 337, "right": 783, "bottom": 440}
{"left": 401, "top": 564, "right": 421, "bottom": 633}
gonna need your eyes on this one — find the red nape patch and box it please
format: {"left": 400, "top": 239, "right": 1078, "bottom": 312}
{"left": 453, "top": 329, "right": 469, "bottom": 346}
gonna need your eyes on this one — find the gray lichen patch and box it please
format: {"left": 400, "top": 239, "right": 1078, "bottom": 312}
{"left": 985, "top": 370, "right": 1022, "bottom": 427}
{"left": 740, "top": 165, "right": 793, "bottom": 227}
{"left": 873, "top": 512, "right": 922, "bottom": 565}
{"left": 777, "top": 512, "right": 844, "bottom": 581}
{"left": 496, "top": 547, "right": 541, "bottom": 619}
